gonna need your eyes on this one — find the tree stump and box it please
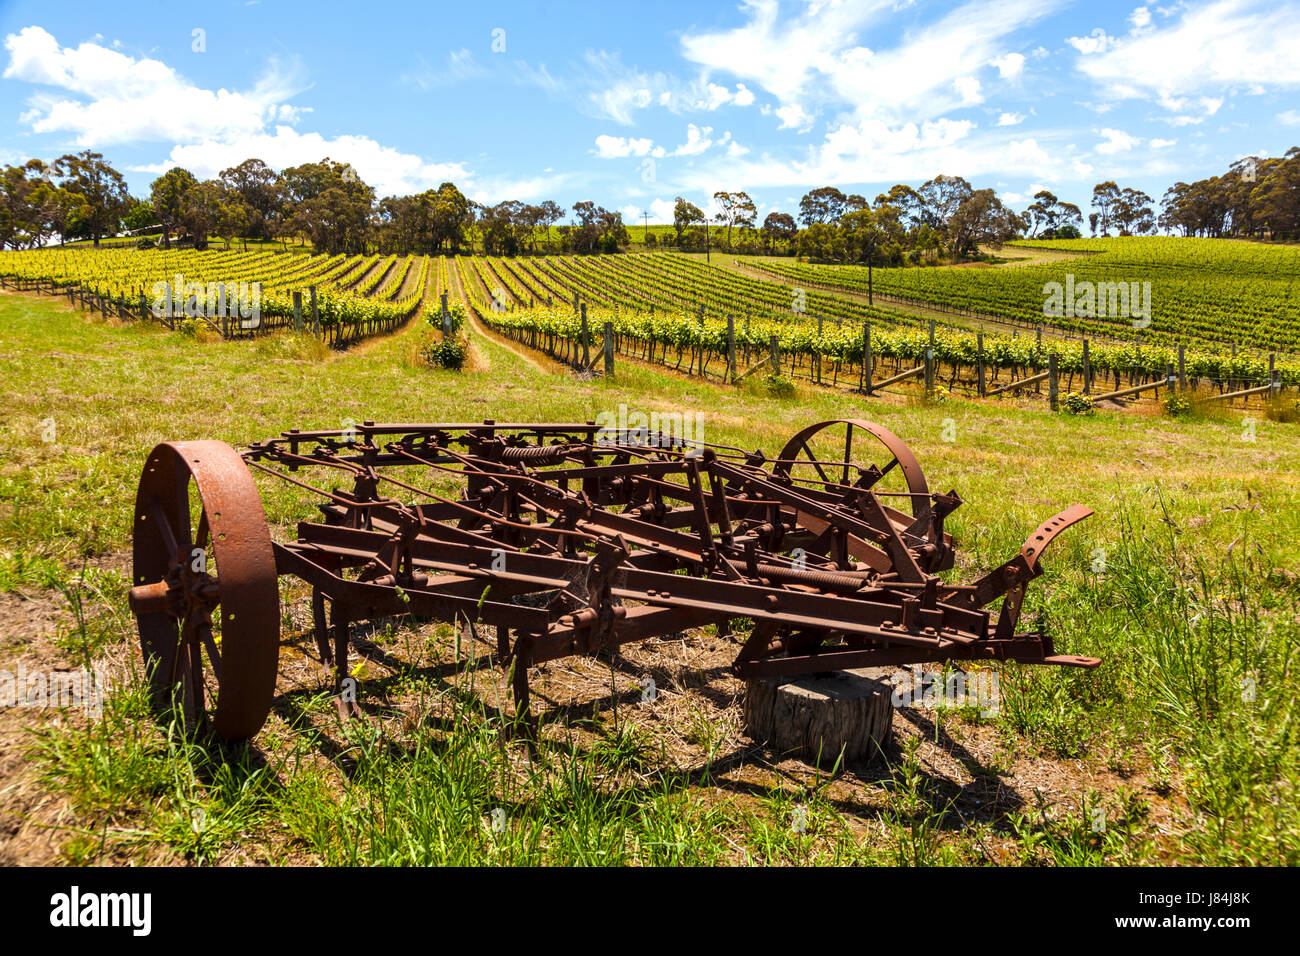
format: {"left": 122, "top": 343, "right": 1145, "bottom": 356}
{"left": 744, "top": 667, "right": 894, "bottom": 765}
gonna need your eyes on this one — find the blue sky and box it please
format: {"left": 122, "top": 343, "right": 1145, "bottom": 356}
{"left": 1, "top": 0, "right": 1296, "bottom": 224}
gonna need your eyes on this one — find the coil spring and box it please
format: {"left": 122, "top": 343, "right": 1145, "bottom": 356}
{"left": 755, "top": 562, "right": 872, "bottom": 593}
{"left": 499, "top": 443, "right": 572, "bottom": 465}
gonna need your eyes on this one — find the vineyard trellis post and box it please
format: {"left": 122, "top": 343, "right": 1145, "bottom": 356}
{"left": 293, "top": 291, "right": 302, "bottom": 331}
{"left": 1082, "top": 339, "right": 1091, "bottom": 395}
{"left": 310, "top": 286, "right": 319, "bottom": 336}
{"left": 580, "top": 302, "right": 590, "bottom": 368}
{"left": 863, "top": 324, "right": 873, "bottom": 395}
{"left": 770, "top": 335, "right": 780, "bottom": 375}
{"left": 816, "top": 314, "right": 824, "bottom": 384}
{"left": 139, "top": 292, "right": 148, "bottom": 324}
{"left": 726, "top": 313, "right": 736, "bottom": 383}
{"left": 1178, "top": 343, "right": 1187, "bottom": 391}
{"left": 603, "top": 321, "right": 614, "bottom": 377}
{"left": 1035, "top": 325, "right": 1044, "bottom": 394}
{"left": 924, "top": 346, "right": 935, "bottom": 399}
{"left": 1049, "top": 353, "right": 1059, "bottom": 411}
{"left": 441, "top": 293, "right": 451, "bottom": 337}
{"left": 219, "top": 282, "right": 229, "bottom": 339}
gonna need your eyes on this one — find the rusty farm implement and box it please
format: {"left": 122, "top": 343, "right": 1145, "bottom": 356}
{"left": 127, "top": 419, "right": 1099, "bottom": 741}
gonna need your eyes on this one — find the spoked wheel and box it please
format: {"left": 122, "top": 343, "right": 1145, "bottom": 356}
{"left": 773, "top": 419, "right": 931, "bottom": 522}
{"left": 129, "top": 440, "right": 280, "bottom": 740}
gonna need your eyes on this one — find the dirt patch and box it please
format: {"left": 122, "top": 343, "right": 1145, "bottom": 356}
{"left": 0, "top": 588, "right": 77, "bottom": 865}
{"left": 0, "top": 550, "right": 135, "bottom": 865}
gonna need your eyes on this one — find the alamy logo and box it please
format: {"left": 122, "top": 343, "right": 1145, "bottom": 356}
{"left": 594, "top": 403, "right": 705, "bottom": 451}
{"left": 151, "top": 275, "right": 262, "bottom": 329}
{"left": 49, "top": 886, "right": 151, "bottom": 936}
{"left": 1042, "top": 274, "right": 1151, "bottom": 328}
{"left": 1, "top": 665, "right": 105, "bottom": 718}
{"left": 891, "top": 665, "right": 999, "bottom": 717}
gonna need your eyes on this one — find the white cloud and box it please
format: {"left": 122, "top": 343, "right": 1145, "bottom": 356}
{"left": 1129, "top": 6, "right": 1153, "bottom": 29}
{"left": 703, "top": 82, "right": 733, "bottom": 109}
{"left": 1149, "top": 137, "right": 1177, "bottom": 148}
{"left": 673, "top": 124, "right": 720, "bottom": 156}
{"left": 953, "top": 76, "right": 983, "bottom": 105}
{"left": 1071, "top": 0, "right": 1300, "bottom": 106}
{"left": 1095, "top": 127, "right": 1140, "bottom": 153}
{"left": 593, "top": 135, "right": 657, "bottom": 158}
{"left": 3, "top": 25, "right": 306, "bottom": 146}
{"left": 583, "top": 54, "right": 664, "bottom": 124}
{"left": 990, "top": 52, "right": 1025, "bottom": 80}
{"left": 1280, "top": 109, "right": 1300, "bottom": 125}
{"left": 466, "top": 172, "right": 572, "bottom": 205}
{"left": 276, "top": 104, "right": 311, "bottom": 123}
{"left": 1066, "top": 28, "right": 1117, "bottom": 55}
{"left": 648, "top": 197, "right": 676, "bottom": 222}
{"left": 774, "top": 103, "right": 813, "bottom": 130}
{"left": 1006, "top": 137, "right": 1052, "bottom": 166}
{"left": 581, "top": 51, "right": 764, "bottom": 123}
{"left": 133, "top": 126, "right": 473, "bottom": 197}
{"left": 997, "top": 111, "right": 1025, "bottom": 126}
{"left": 3, "top": 25, "right": 487, "bottom": 199}
{"left": 670, "top": 114, "right": 1088, "bottom": 195}
{"left": 680, "top": 0, "right": 1066, "bottom": 125}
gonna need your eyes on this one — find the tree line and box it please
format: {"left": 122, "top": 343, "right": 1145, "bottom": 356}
{"left": 1158, "top": 148, "right": 1300, "bottom": 238}
{"left": 1, "top": 148, "right": 1297, "bottom": 259}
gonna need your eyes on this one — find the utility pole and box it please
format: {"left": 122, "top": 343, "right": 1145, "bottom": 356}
{"left": 642, "top": 210, "right": 651, "bottom": 245}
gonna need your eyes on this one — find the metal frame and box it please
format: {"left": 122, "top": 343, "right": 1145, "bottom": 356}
{"left": 129, "top": 419, "right": 1099, "bottom": 740}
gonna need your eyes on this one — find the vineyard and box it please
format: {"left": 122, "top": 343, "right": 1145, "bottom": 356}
{"left": 477, "top": 302, "right": 1294, "bottom": 401}
{"left": 441, "top": 249, "right": 1296, "bottom": 391}
{"left": 0, "top": 247, "right": 430, "bottom": 344}
{"left": 740, "top": 237, "right": 1300, "bottom": 353}
{"left": 0, "top": 244, "right": 1295, "bottom": 398}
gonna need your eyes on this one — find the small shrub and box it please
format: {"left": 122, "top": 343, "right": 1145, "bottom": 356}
{"left": 1061, "top": 392, "right": 1093, "bottom": 415}
{"left": 176, "top": 317, "right": 203, "bottom": 338}
{"left": 135, "top": 237, "right": 156, "bottom": 250}
{"left": 420, "top": 334, "right": 468, "bottom": 370}
{"left": 1164, "top": 392, "right": 1193, "bottom": 417}
{"left": 762, "top": 373, "right": 795, "bottom": 398}
{"left": 929, "top": 384, "right": 950, "bottom": 404}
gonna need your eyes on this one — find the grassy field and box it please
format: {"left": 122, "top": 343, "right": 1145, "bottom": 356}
{"left": 1, "top": 288, "right": 1297, "bottom": 866}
